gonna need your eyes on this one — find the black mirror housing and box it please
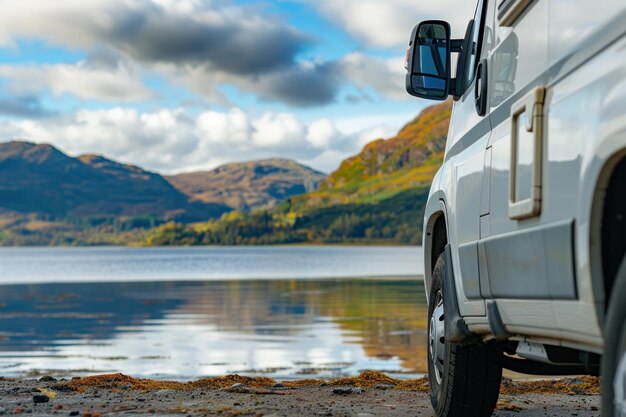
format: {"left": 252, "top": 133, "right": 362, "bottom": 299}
{"left": 405, "top": 20, "right": 452, "bottom": 101}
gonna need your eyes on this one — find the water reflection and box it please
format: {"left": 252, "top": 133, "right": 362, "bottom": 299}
{"left": 0, "top": 278, "right": 427, "bottom": 380}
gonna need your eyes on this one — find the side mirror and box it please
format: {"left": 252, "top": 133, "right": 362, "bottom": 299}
{"left": 405, "top": 20, "right": 451, "bottom": 101}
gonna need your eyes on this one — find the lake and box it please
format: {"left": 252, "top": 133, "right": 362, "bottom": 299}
{"left": 0, "top": 246, "right": 427, "bottom": 380}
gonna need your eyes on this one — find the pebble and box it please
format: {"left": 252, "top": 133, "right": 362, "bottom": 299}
{"left": 39, "top": 376, "right": 57, "bottom": 382}
{"left": 32, "top": 395, "right": 50, "bottom": 404}
{"left": 565, "top": 378, "right": 584, "bottom": 385}
{"left": 374, "top": 384, "right": 394, "bottom": 390}
{"left": 332, "top": 387, "right": 363, "bottom": 395}
{"left": 69, "top": 412, "right": 79, "bottom": 416}
{"left": 228, "top": 383, "right": 251, "bottom": 393}
{"left": 273, "top": 383, "right": 286, "bottom": 388}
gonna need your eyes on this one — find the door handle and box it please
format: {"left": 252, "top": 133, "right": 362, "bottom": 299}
{"left": 508, "top": 87, "right": 546, "bottom": 220}
{"left": 475, "top": 58, "right": 488, "bottom": 116}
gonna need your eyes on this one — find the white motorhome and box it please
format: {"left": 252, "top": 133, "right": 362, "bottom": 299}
{"left": 405, "top": 1, "right": 626, "bottom": 416}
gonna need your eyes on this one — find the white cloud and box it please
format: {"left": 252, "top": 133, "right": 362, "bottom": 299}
{"left": 339, "top": 53, "right": 407, "bottom": 101}
{"left": 0, "top": 0, "right": 465, "bottom": 107}
{"left": 0, "top": 60, "right": 155, "bottom": 102}
{"left": 252, "top": 113, "right": 306, "bottom": 148}
{"left": 0, "top": 0, "right": 308, "bottom": 73}
{"left": 0, "top": 107, "right": 394, "bottom": 174}
{"left": 312, "top": 0, "right": 476, "bottom": 48}
{"left": 306, "top": 119, "right": 338, "bottom": 149}
{"left": 0, "top": 1, "right": 106, "bottom": 49}
{"left": 197, "top": 108, "right": 251, "bottom": 145}
{"left": 0, "top": 0, "right": 334, "bottom": 106}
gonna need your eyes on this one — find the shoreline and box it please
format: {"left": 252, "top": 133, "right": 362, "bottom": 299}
{"left": 0, "top": 371, "right": 602, "bottom": 416}
{"left": 0, "top": 274, "right": 424, "bottom": 288}
{"left": 0, "top": 242, "right": 421, "bottom": 249}
{"left": 135, "top": 241, "right": 420, "bottom": 248}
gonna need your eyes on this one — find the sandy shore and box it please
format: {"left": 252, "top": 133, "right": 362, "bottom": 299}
{"left": 0, "top": 372, "right": 602, "bottom": 416}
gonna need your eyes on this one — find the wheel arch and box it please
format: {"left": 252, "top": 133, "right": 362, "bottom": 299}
{"left": 590, "top": 147, "right": 626, "bottom": 326}
{"left": 423, "top": 194, "right": 449, "bottom": 300}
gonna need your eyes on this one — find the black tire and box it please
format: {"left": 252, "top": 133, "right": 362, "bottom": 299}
{"left": 602, "top": 258, "right": 626, "bottom": 417}
{"left": 428, "top": 252, "right": 503, "bottom": 417}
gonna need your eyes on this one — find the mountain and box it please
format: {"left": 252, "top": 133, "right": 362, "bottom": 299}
{"left": 289, "top": 100, "right": 452, "bottom": 211}
{"left": 0, "top": 101, "right": 453, "bottom": 246}
{"left": 0, "top": 141, "right": 229, "bottom": 222}
{"left": 166, "top": 159, "right": 326, "bottom": 212}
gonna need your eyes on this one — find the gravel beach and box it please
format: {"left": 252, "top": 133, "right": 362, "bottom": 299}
{"left": 0, "top": 372, "right": 602, "bottom": 416}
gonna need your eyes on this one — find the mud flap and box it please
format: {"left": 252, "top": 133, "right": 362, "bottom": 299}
{"left": 443, "top": 244, "right": 479, "bottom": 344}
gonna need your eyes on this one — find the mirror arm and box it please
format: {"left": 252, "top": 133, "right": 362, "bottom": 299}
{"left": 448, "top": 39, "right": 465, "bottom": 101}
{"left": 451, "top": 39, "right": 464, "bottom": 53}
{"left": 449, "top": 78, "right": 458, "bottom": 97}
{"left": 448, "top": 39, "right": 464, "bottom": 99}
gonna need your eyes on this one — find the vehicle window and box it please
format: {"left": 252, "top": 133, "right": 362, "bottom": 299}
{"left": 464, "top": 0, "right": 487, "bottom": 90}
{"left": 491, "top": 32, "right": 518, "bottom": 107}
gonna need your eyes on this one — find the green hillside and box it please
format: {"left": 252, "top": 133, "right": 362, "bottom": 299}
{"left": 287, "top": 100, "right": 451, "bottom": 211}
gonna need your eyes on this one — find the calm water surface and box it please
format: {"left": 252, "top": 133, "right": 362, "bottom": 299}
{"left": 0, "top": 246, "right": 427, "bottom": 380}
{"left": 0, "top": 246, "right": 423, "bottom": 284}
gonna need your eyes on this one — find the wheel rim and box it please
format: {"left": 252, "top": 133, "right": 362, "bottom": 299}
{"left": 429, "top": 291, "right": 445, "bottom": 385}
{"left": 615, "top": 351, "right": 626, "bottom": 417}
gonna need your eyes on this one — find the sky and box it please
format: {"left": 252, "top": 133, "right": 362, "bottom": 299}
{"left": 0, "top": 0, "right": 474, "bottom": 174}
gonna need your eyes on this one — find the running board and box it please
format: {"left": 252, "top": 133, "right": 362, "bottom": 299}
{"left": 502, "top": 355, "right": 590, "bottom": 376}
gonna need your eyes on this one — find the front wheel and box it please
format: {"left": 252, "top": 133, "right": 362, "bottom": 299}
{"left": 428, "top": 252, "right": 503, "bottom": 417}
{"left": 602, "top": 258, "right": 626, "bottom": 417}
